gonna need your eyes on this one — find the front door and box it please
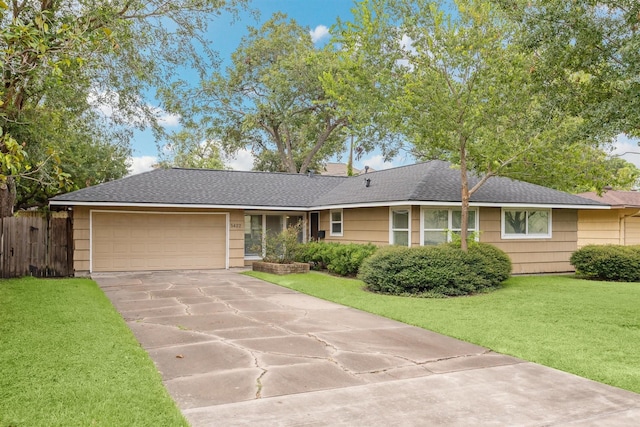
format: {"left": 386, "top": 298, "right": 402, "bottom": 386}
{"left": 310, "top": 212, "right": 319, "bottom": 241}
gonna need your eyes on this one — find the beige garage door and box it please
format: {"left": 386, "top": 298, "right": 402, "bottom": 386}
{"left": 92, "top": 212, "right": 227, "bottom": 272}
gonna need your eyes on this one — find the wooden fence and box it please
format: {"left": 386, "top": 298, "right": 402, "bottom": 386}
{"left": 0, "top": 214, "right": 73, "bottom": 278}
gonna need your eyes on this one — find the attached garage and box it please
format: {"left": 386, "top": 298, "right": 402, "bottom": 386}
{"left": 91, "top": 211, "right": 228, "bottom": 272}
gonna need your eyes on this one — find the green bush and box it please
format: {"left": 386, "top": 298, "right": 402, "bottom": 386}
{"left": 460, "top": 242, "right": 512, "bottom": 285}
{"left": 296, "top": 241, "right": 335, "bottom": 270}
{"left": 570, "top": 245, "right": 640, "bottom": 282}
{"left": 262, "top": 224, "right": 302, "bottom": 263}
{"left": 327, "top": 243, "right": 378, "bottom": 276}
{"left": 295, "top": 242, "right": 377, "bottom": 276}
{"left": 358, "top": 243, "right": 511, "bottom": 297}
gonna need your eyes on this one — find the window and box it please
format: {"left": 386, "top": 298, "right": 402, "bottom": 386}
{"left": 421, "top": 208, "right": 477, "bottom": 245}
{"left": 244, "top": 213, "right": 305, "bottom": 258}
{"left": 330, "top": 209, "right": 343, "bottom": 236}
{"left": 502, "top": 209, "right": 551, "bottom": 238}
{"left": 285, "top": 215, "right": 304, "bottom": 243}
{"left": 390, "top": 208, "right": 410, "bottom": 246}
{"left": 244, "top": 214, "right": 263, "bottom": 257}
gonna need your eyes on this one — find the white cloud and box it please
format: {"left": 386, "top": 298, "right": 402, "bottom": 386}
{"left": 310, "top": 25, "right": 329, "bottom": 43}
{"left": 355, "top": 154, "right": 397, "bottom": 172}
{"left": 154, "top": 108, "right": 180, "bottom": 127}
{"left": 612, "top": 134, "right": 640, "bottom": 168}
{"left": 225, "top": 148, "right": 254, "bottom": 171}
{"left": 128, "top": 156, "right": 157, "bottom": 175}
{"left": 400, "top": 34, "right": 414, "bottom": 52}
{"left": 397, "top": 34, "right": 417, "bottom": 70}
{"left": 88, "top": 90, "right": 180, "bottom": 128}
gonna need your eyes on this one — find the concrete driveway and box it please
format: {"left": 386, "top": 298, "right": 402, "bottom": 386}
{"left": 93, "top": 270, "right": 640, "bottom": 426}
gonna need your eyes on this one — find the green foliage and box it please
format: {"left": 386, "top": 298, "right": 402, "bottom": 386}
{"left": 296, "top": 242, "right": 377, "bottom": 276}
{"left": 157, "top": 130, "right": 225, "bottom": 170}
{"left": 170, "top": 13, "right": 360, "bottom": 174}
{"left": 330, "top": 0, "right": 632, "bottom": 247}
{"left": 296, "top": 241, "right": 337, "bottom": 270}
{"left": 570, "top": 245, "right": 640, "bottom": 282}
{"left": 1, "top": 0, "right": 248, "bottom": 213}
{"left": 455, "top": 242, "right": 513, "bottom": 285}
{"left": 358, "top": 243, "right": 511, "bottom": 296}
{"left": 6, "top": 106, "right": 128, "bottom": 209}
{"left": 262, "top": 223, "right": 303, "bottom": 264}
{"left": 496, "top": 0, "right": 640, "bottom": 139}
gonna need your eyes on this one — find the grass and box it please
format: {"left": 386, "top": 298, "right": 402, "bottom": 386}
{"left": 246, "top": 271, "right": 640, "bottom": 394}
{"left": 0, "top": 277, "right": 188, "bottom": 427}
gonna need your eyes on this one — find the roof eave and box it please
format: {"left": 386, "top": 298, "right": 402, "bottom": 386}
{"left": 312, "top": 200, "right": 610, "bottom": 210}
{"left": 48, "top": 200, "right": 315, "bottom": 211}
{"left": 50, "top": 199, "right": 608, "bottom": 211}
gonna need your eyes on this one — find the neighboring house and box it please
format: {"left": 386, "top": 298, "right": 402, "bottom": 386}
{"left": 577, "top": 189, "right": 640, "bottom": 247}
{"left": 49, "top": 160, "right": 607, "bottom": 276}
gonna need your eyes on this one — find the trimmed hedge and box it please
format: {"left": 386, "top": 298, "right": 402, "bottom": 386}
{"left": 358, "top": 243, "right": 512, "bottom": 297}
{"left": 570, "top": 245, "right": 640, "bottom": 282}
{"left": 295, "top": 242, "right": 377, "bottom": 276}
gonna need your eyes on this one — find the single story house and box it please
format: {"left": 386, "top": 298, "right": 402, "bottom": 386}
{"left": 576, "top": 189, "right": 640, "bottom": 247}
{"left": 49, "top": 160, "right": 608, "bottom": 276}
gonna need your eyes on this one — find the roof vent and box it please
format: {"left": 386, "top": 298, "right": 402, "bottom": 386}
{"left": 364, "top": 166, "right": 370, "bottom": 174}
{"left": 364, "top": 178, "right": 371, "bottom": 188}
{"left": 308, "top": 170, "right": 315, "bottom": 178}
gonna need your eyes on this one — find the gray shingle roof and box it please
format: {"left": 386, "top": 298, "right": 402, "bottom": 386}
{"left": 50, "top": 168, "right": 345, "bottom": 208}
{"left": 50, "top": 161, "right": 606, "bottom": 208}
{"left": 313, "top": 161, "right": 605, "bottom": 207}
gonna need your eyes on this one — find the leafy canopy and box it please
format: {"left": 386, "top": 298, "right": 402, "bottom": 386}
{"left": 331, "top": 0, "right": 631, "bottom": 249}
{"left": 0, "top": 0, "right": 248, "bottom": 214}
{"left": 169, "top": 13, "right": 374, "bottom": 174}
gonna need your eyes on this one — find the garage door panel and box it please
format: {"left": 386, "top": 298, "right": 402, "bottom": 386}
{"left": 92, "top": 212, "right": 227, "bottom": 272}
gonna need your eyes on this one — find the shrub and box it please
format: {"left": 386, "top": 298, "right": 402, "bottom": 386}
{"left": 358, "top": 243, "right": 511, "bottom": 297}
{"left": 295, "top": 242, "right": 377, "bottom": 276}
{"left": 461, "top": 242, "right": 512, "bottom": 284}
{"left": 326, "top": 243, "right": 378, "bottom": 276}
{"left": 262, "top": 224, "right": 302, "bottom": 264}
{"left": 570, "top": 245, "right": 640, "bottom": 282}
{"left": 296, "top": 242, "right": 337, "bottom": 270}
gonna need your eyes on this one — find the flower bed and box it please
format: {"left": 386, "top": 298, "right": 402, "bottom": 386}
{"left": 252, "top": 261, "right": 310, "bottom": 275}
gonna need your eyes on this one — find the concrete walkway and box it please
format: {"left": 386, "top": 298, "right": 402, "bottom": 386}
{"left": 93, "top": 270, "right": 640, "bottom": 426}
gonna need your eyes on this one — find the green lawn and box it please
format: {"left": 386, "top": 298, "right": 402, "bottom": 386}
{"left": 0, "top": 277, "right": 187, "bottom": 427}
{"left": 246, "top": 271, "right": 640, "bottom": 394}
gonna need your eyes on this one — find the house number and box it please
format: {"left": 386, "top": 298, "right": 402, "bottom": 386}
{"left": 230, "top": 223, "right": 243, "bottom": 229}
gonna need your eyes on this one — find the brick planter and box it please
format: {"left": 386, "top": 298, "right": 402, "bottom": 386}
{"left": 252, "top": 261, "right": 310, "bottom": 275}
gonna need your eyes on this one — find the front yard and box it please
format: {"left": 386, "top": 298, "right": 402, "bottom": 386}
{"left": 0, "top": 277, "right": 187, "bottom": 427}
{"left": 246, "top": 271, "right": 640, "bottom": 394}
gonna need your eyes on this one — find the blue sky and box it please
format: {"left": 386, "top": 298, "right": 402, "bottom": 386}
{"left": 128, "top": 0, "right": 640, "bottom": 175}
{"left": 129, "top": 0, "right": 415, "bottom": 174}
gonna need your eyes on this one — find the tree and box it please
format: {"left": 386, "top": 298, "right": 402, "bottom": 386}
{"left": 157, "top": 130, "right": 226, "bottom": 170}
{"left": 172, "top": 13, "right": 352, "bottom": 174}
{"left": 8, "top": 105, "right": 130, "bottom": 210}
{"left": 332, "top": 0, "right": 623, "bottom": 250}
{"left": 0, "top": 0, "right": 248, "bottom": 216}
{"left": 494, "top": 0, "right": 640, "bottom": 139}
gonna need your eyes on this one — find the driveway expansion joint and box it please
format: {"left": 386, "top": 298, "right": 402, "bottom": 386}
{"left": 94, "top": 271, "right": 640, "bottom": 427}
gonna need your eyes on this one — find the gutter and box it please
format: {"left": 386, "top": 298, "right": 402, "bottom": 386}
{"left": 50, "top": 199, "right": 610, "bottom": 212}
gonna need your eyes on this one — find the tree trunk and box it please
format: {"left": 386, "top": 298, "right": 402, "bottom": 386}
{"left": 347, "top": 135, "right": 354, "bottom": 176}
{"left": 0, "top": 177, "right": 16, "bottom": 218}
{"left": 459, "top": 144, "right": 470, "bottom": 252}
